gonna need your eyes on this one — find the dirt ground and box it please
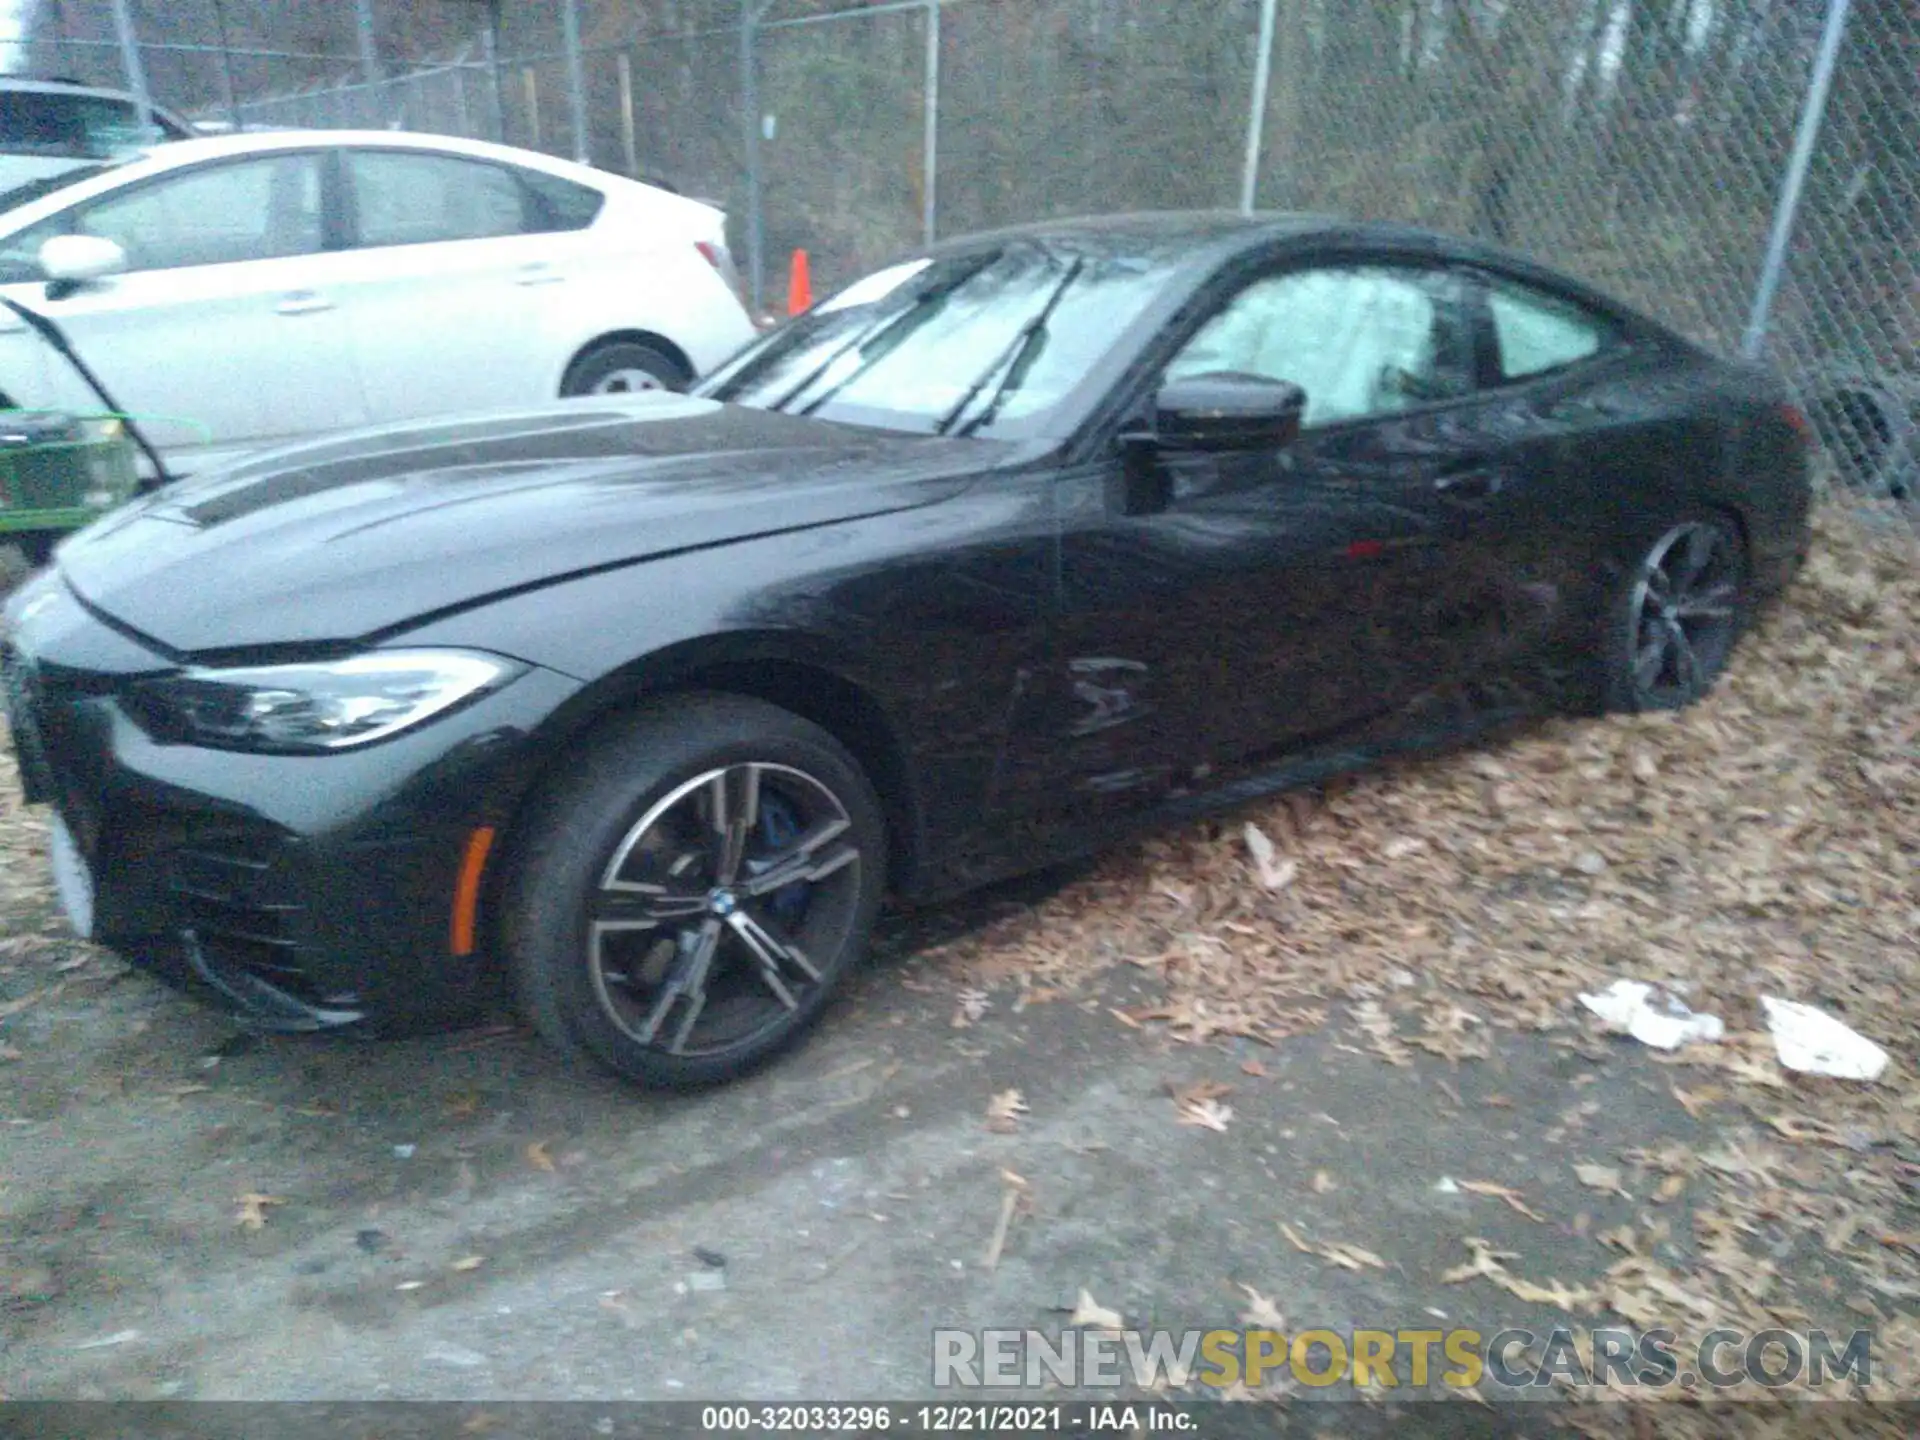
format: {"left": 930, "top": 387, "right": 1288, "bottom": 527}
{"left": 1, "top": 504, "right": 1916, "bottom": 1433}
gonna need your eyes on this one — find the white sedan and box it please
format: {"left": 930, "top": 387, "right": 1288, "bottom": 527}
{"left": 0, "top": 130, "right": 758, "bottom": 475}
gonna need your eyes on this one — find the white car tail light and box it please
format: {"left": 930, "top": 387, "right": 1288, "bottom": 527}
{"left": 696, "top": 240, "right": 746, "bottom": 307}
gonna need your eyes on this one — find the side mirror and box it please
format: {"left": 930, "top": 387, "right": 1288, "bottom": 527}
{"left": 1148, "top": 372, "right": 1307, "bottom": 452}
{"left": 39, "top": 234, "right": 128, "bottom": 287}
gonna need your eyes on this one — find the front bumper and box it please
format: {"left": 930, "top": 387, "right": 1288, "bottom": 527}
{"left": 1, "top": 574, "right": 582, "bottom": 1035}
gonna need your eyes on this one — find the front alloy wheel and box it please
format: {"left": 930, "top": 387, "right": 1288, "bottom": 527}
{"left": 590, "top": 762, "right": 861, "bottom": 1059}
{"left": 507, "top": 696, "right": 885, "bottom": 1089}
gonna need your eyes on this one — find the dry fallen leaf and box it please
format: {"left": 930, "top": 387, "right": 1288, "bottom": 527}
{"left": 1319, "top": 1242, "right": 1387, "bottom": 1272}
{"left": 1574, "top": 1162, "right": 1631, "bottom": 1200}
{"left": 1502, "top": 1275, "right": 1596, "bottom": 1310}
{"left": 1177, "top": 1096, "right": 1233, "bottom": 1132}
{"left": 985, "top": 1089, "right": 1029, "bottom": 1133}
{"left": 1238, "top": 1283, "right": 1285, "bottom": 1329}
{"left": 952, "top": 988, "right": 991, "bottom": 1028}
{"left": 1439, "top": 1237, "right": 1592, "bottom": 1311}
{"left": 1280, "top": 1221, "right": 1385, "bottom": 1271}
{"left": 1440, "top": 1237, "right": 1518, "bottom": 1285}
{"left": 525, "top": 1141, "right": 556, "bottom": 1173}
{"left": 1242, "top": 822, "right": 1298, "bottom": 890}
{"left": 1311, "top": 1169, "right": 1336, "bottom": 1194}
{"left": 234, "top": 1193, "right": 284, "bottom": 1230}
{"left": 1069, "top": 1288, "right": 1123, "bottom": 1332}
{"left": 1240, "top": 1059, "right": 1268, "bottom": 1078}
{"left": 451, "top": 1255, "right": 486, "bottom": 1272}
{"left": 1669, "top": 1083, "right": 1723, "bottom": 1119}
{"left": 1824, "top": 1210, "right": 1865, "bottom": 1255}
{"left": 1652, "top": 1173, "right": 1688, "bottom": 1204}
{"left": 1459, "top": 1179, "right": 1548, "bottom": 1223}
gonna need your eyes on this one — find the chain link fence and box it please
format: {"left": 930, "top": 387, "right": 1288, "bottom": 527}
{"left": 14, "top": 0, "right": 1918, "bottom": 510}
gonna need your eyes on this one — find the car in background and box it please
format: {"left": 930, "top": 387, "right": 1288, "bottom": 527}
{"left": 0, "top": 130, "right": 757, "bottom": 476}
{"left": 0, "top": 77, "right": 193, "bottom": 196}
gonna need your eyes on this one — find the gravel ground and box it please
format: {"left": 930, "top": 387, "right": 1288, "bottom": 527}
{"left": 0, "top": 503, "right": 1915, "bottom": 1433}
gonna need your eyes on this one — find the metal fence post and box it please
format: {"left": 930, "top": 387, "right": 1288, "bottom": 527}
{"left": 743, "top": 0, "right": 766, "bottom": 315}
{"left": 923, "top": 0, "right": 940, "bottom": 246}
{"left": 356, "top": 0, "right": 380, "bottom": 86}
{"left": 454, "top": 64, "right": 471, "bottom": 137}
{"left": 561, "top": 0, "right": 591, "bottom": 164}
{"left": 483, "top": 1, "right": 507, "bottom": 143}
{"left": 109, "top": 0, "right": 153, "bottom": 135}
{"left": 618, "top": 53, "right": 639, "bottom": 177}
{"left": 1743, "top": 0, "right": 1854, "bottom": 358}
{"left": 1240, "top": 0, "right": 1278, "bottom": 214}
{"left": 213, "top": 0, "right": 244, "bottom": 131}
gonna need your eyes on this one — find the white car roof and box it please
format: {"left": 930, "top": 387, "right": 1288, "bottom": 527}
{"left": 0, "top": 128, "right": 722, "bottom": 233}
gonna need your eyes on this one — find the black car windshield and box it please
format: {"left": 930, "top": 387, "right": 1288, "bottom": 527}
{"left": 0, "top": 90, "right": 164, "bottom": 159}
{"left": 698, "top": 242, "right": 1179, "bottom": 439}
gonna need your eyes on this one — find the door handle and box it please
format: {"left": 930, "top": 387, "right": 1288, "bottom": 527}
{"left": 275, "top": 291, "right": 335, "bottom": 316}
{"left": 1433, "top": 468, "right": 1503, "bottom": 502}
{"left": 514, "top": 264, "right": 565, "bottom": 286}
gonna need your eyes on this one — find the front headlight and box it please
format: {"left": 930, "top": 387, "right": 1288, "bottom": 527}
{"left": 132, "top": 649, "right": 525, "bottom": 753}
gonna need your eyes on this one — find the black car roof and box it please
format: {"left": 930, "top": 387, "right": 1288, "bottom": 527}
{"left": 923, "top": 210, "right": 1689, "bottom": 348}
{"left": 925, "top": 210, "right": 1334, "bottom": 263}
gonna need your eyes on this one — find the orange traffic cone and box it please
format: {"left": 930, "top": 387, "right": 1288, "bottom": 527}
{"left": 786, "top": 248, "right": 812, "bottom": 316}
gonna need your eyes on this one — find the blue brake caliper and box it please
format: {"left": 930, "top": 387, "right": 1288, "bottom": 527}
{"left": 750, "top": 793, "right": 810, "bottom": 926}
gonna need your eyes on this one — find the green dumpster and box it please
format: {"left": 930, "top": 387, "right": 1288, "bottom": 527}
{"left": 0, "top": 409, "right": 143, "bottom": 583}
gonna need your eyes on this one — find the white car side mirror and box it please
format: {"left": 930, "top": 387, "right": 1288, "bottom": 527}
{"left": 39, "top": 234, "right": 128, "bottom": 284}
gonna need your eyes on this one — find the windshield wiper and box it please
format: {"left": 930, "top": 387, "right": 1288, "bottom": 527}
{"left": 935, "top": 257, "right": 1085, "bottom": 438}
{"left": 764, "top": 258, "right": 991, "bottom": 416}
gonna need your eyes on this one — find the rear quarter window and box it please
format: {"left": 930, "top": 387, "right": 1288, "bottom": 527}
{"left": 519, "top": 169, "right": 604, "bottom": 232}
{"left": 1487, "top": 279, "right": 1617, "bottom": 382}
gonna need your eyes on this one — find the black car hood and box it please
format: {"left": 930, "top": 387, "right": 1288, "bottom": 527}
{"left": 56, "top": 395, "right": 985, "bottom": 655}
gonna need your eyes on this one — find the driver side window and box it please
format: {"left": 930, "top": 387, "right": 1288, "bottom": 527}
{"left": 1166, "top": 265, "right": 1477, "bottom": 428}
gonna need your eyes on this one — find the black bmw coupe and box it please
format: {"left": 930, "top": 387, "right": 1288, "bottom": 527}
{"left": 1, "top": 213, "right": 1812, "bottom": 1088}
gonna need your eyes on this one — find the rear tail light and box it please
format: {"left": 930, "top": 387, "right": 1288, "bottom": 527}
{"left": 696, "top": 240, "right": 746, "bottom": 306}
{"left": 1777, "top": 401, "right": 1814, "bottom": 444}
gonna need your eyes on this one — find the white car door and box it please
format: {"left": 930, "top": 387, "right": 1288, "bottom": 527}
{"left": 0, "top": 150, "right": 367, "bottom": 471}
{"left": 335, "top": 148, "right": 574, "bottom": 423}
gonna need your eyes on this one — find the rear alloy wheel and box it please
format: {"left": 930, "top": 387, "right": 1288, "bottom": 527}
{"left": 1603, "top": 515, "right": 1749, "bottom": 712}
{"left": 560, "top": 340, "right": 689, "bottom": 397}
{"left": 506, "top": 695, "right": 884, "bottom": 1089}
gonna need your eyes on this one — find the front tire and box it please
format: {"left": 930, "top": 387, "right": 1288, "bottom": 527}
{"left": 1600, "top": 514, "right": 1750, "bottom": 713}
{"left": 504, "top": 694, "right": 885, "bottom": 1090}
{"left": 560, "top": 340, "right": 690, "bottom": 397}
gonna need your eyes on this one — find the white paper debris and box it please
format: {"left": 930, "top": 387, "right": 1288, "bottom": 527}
{"left": 1760, "top": 997, "right": 1889, "bottom": 1081}
{"left": 1578, "top": 979, "right": 1724, "bottom": 1050}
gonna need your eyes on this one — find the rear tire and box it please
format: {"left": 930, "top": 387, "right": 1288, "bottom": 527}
{"left": 504, "top": 694, "right": 885, "bottom": 1090}
{"left": 560, "top": 340, "right": 690, "bottom": 397}
{"left": 1599, "top": 513, "right": 1750, "bottom": 713}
